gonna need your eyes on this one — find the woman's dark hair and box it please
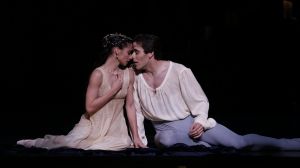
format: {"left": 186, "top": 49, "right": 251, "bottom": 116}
{"left": 133, "top": 34, "right": 163, "bottom": 60}
{"left": 101, "top": 33, "right": 133, "bottom": 58}
{"left": 94, "top": 33, "right": 132, "bottom": 67}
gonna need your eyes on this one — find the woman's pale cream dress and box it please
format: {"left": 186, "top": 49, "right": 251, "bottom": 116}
{"left": 17, "top": 67, "right": 132, "bottom": 151}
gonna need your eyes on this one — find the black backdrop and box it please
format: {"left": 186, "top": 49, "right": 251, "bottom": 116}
{"left": 2, "top": 0, "right": 299, "bottom": 146}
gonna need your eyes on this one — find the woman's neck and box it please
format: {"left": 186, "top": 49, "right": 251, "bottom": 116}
{"left": 103, "top": 56, "right": 120, "bottom": 74}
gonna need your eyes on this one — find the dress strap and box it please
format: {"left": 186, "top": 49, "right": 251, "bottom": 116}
{"left": 123, "top": 68, "right": 130, "bottom": 90}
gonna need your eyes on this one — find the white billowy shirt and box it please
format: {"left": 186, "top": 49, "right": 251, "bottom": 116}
{"left": 134, "top": 61, "right": 216, "bottom": 145}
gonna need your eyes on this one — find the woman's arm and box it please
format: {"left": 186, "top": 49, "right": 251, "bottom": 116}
{"left": 85, "top": 69, "right": 122, "bottom": 118}
{"left": 125, "top": 69, "right": 147, "bottom": 148}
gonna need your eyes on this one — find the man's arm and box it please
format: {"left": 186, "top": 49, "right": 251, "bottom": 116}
{"left": 179, "top": 68, "right": 216, "bottom": 136}
{"left": 132, "top": 73, "right": 148, "bottom": 146}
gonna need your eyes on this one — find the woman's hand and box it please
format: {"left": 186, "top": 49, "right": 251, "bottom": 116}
{"left": 133, "top": 137, "right": 147, "bottom": 148}
{"left": 111, "top": 72, "right": 123, "bottom": 93}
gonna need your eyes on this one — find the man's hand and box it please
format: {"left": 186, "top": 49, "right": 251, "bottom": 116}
{"left": 189, "top": 122, "right": 204, "bottom": 139}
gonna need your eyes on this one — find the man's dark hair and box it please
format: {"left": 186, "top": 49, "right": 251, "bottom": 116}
{"left": 133, "top": 34, "right": 163, "bottom": 60}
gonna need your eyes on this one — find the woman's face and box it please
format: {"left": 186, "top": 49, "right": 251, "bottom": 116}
{"left": 117, "top": 43, "right": 133, "bottom": 66}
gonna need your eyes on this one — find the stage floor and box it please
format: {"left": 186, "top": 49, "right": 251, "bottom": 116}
{"left": 1, "top": 144, "right": 300, "bottom": 167}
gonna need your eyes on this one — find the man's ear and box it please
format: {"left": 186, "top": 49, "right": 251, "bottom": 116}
{"left": 149, "top": 52, "right": 154, "bottom": 59}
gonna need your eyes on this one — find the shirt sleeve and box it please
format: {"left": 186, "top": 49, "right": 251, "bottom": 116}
{"left": 133, "top": 79, "right": 148, "bottom": 145}
{"left": 179, "top": 68, "right": 216, "bottom": 129}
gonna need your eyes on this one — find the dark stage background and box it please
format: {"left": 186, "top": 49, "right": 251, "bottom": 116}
{"left": 2, "top": 0, "right": 299, "bottom": 147}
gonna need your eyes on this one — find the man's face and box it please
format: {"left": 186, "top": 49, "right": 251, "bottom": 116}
{"left": 132, "top": 42, "right": 150, "bottom": 70}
